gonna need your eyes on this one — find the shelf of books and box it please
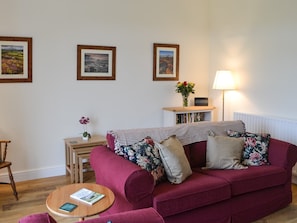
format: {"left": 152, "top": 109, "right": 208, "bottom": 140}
{"left": 162, "top": 106, "right": 215, "bottom": 127}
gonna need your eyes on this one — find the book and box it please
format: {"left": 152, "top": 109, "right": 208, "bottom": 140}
{"left": 59, "top": 202, "right": 77, "bottom": 212}
{"left": 70, "top": 188, "right": 105, "bottom": 205}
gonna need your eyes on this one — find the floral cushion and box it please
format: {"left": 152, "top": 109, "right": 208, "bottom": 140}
{"left": 116, "top": 136, "right": 165, "bottom": 184}
{"left": 227, "top": 130, "right": 271, "bottom": 166}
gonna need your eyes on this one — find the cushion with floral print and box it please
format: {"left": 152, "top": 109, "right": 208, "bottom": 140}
{"left": 227, "top": 130, "right": 271, "bottom": 166}
{"left": 116, "top": 136, "right": 165, "bottom": 184}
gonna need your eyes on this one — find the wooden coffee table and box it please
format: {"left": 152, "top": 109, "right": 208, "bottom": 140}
{"left": 46, "top": 183, "right": 115, "bottom": 221}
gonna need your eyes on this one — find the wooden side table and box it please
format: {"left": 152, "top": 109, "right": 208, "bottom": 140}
{"left": 46, "top": 183, "right": 115, "bottom": 221}
{"left": 64, "top": 135, "right": 106, "bottom": 183}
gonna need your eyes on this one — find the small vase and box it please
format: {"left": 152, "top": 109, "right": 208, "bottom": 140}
{"left": 82, "top": 135, "right": 89, "bottom": 141}
{"left": 82, "top": 132, "right": 90, "bottom": 141}
{"left": 182, "top": 96, "right": 189, "bottom": 107}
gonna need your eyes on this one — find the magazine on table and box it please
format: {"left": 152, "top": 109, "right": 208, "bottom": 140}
{"left": 70, "top": 188, "right": 105, "bottom": 205}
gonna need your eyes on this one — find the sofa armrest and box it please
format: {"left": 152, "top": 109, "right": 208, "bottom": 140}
{"left": 79, "top": 208, "right": 164, "bottom": 223}
{"left": 19, "top": 213, "right": 56, "bottom": 223}
{"left": 268, "top": 138, "right": 297, "bottom": 169}
{"left": 90, "top": 146, "right": 155, "bottom": 204}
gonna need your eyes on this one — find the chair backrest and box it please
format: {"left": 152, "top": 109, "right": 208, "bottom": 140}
{"left": 0, "top": 140, "right": 11, "bottom": 163}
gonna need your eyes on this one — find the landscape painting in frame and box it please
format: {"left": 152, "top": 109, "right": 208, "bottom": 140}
{"left": 0, "top": 36, "right": 32, "bottom": 83}
{"left": 77, "top": 45, "right": 116, "bottom": 80}
{"left": 153, "top": 43, "right": 179, "bottom": 81}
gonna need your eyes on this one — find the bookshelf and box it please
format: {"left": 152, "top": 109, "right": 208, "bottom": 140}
{"left": 162, "top": 106, "right": 215, "bottom": 127}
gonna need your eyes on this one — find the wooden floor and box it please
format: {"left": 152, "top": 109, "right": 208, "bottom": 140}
{"left": 0, "top": 172, "right": 97, "bottom": 223}
{"left": 1, "top": 173, "right": 297, "bottom": 223}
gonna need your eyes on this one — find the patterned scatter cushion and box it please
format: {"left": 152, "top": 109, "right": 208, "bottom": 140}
{"left": 116, "top": 136, "right": 165, "bottom": 184}
{"left": 227, "top": 130, "right": 271, "bottom": 166}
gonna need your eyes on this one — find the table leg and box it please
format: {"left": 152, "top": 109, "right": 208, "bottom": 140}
{"left": 65, "top": 144, "right": 69, "bottom": 176}
{"left": 79, "top": 156, "right": 83, "bottom": 183}
{"left": 69, "top": 147, "right": 74, "bottom": 183}
{"left": 74, "top": 151, "right": 79, "bottom": 183}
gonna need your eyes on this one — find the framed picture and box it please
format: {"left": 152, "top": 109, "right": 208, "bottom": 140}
{"left": 0, "top": 36, "right": 32, "bottom": 83}
{"left": 153, "top": 43, "right": 179, "bottom": 81}
{"left": 77, "top": 45, "right": 116, "bottom": 80}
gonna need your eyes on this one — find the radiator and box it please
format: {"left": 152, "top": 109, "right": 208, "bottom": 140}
{"left": 234, "top": 112, "right": 297, "bottom": 180}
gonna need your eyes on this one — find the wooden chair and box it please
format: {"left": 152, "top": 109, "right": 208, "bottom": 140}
{"left": 0, "top": 140, "right": 18, "bottom": 200}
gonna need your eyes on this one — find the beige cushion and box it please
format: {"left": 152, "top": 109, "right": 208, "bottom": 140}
{"left": 206, "top": 135, "right": 247, "bottom": 169}
{"left": 155, "top": 135, "right": 192, "bottom": 184}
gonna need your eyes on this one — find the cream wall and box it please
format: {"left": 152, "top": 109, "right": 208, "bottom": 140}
{"left": 0, "top": 0, "right": 209, "bottom": 181}
{"left": 209, "top": 0, "right": 297, "bottom": 121}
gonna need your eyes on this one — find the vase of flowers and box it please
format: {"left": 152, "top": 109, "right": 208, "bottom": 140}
{"left": 79, "top": 116, "right": 91, "bottom": 140}
{"left": 175, "top": 81, "right": 195, "bottom": 107}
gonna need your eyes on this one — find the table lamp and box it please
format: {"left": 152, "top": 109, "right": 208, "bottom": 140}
{"left": 212, "top": 70, "right": 235, "bottom": 121}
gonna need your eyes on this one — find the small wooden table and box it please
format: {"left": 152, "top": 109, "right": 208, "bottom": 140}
{"left": 46, "top": 183, "right": 115, "bottom": 221}
{"left": 64, "top": 135, "right": 106, "bottom": 183}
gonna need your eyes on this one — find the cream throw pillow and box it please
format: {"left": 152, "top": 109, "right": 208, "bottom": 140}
{"left": 155, "top": 135, "right": 192, "bottom": 184}
{"left": 206, "top": 135, "right": 247, "bottom": 169}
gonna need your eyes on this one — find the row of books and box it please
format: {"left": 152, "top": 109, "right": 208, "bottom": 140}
{"left": 59, "top": 188, "right": 105, "bottom": 212}
{"left": 176, "top": 112, "right": 205, "bottom": 124}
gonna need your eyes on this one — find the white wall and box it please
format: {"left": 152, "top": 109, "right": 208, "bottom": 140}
{"left": 209, "top": 0, "right": 297, "bottom": 121}
{"left": 3, "top": 0, "right": 297, "bottom": 182}
{"left": 0, "top": 0, "right": 209, "bottom": 181}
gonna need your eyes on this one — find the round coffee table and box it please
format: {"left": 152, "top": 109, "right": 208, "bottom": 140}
{"left": 46, "top": 183, "right": 115, "bottom": 221}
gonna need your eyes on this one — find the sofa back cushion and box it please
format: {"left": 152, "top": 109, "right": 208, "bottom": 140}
{"left": 108, "top": 133, "right": 208, "bottom": 169}
{"left": 106, "top": 121, "right": 246, "bottom": 152}
{"left": 106, "top": 121, "right": 246, "bottom": 169}
{"left": 188, "top": 141, "right": 207, "bottom": 168}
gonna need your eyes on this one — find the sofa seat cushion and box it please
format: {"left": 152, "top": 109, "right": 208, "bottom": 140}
{"left": 197, "top": 165, "right": 287, "bottom": 196}
{"left": 152, "top": 172, "right": 230, "bottom": 217}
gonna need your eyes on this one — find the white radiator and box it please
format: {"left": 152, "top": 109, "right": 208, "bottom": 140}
{"left": 234, "top": 112, "right": 297, "bottom": 181}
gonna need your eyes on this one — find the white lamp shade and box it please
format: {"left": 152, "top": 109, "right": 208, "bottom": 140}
{"left": 213, "top": 70, "right": 235, "bottom": 90}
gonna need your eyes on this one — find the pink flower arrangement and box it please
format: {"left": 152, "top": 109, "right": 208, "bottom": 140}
{"left": 79, "top": 116, "right": 91, "bottom": 138}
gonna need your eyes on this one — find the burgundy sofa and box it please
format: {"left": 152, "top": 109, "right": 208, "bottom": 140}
{"left": 19, "top": 208, "right": 164, "bottom": 223}
{"left": 90, "top": 121, "right": 297, "bottom": 223}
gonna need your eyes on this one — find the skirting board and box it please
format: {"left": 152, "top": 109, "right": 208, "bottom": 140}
{"left": 0, "top": 165, "right": 65, "bottom": 182}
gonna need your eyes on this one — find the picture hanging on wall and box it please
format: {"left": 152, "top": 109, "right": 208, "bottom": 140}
{"left": 77, "top": 45, "right": 116, "bottom": 80}
{"left": 153, "top": 43, "right": 179, "bottom": 81}
{"left": 0, "top": 36, "right": 32, "bottom": 83}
